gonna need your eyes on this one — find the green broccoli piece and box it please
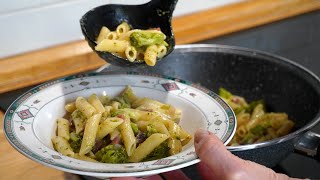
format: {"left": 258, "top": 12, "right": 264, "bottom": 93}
{"left": 112, "top": 86, "right": 139, "bottom": 109}
{"left": 113, "top": 96, "right": 131, "bottom": 109}
{"left": 250, "top": 125, "right": 266, "bottom": 136}
{"left": 120, "top": 86, "right": 138, "bottom": 104}
{"left": 130, "top": 122, "right": 139, "bottom": 135}
{"left": 95, "top": 145, "right": 128, "bottom": 163}
{"left": 99, "top": 95, "right": 111, "bottom": 106}
{"left": 146, "top": 125, "right": 158, "bottom": 137}
{"left": 218, "top": 87, "right": 233, "bottom": 99}
{"left": 111, "top": 109, "right": 141, "bottom": 121}
{"left": 143, "top": 141, "right": 169, "bottom": 162}
{"left": 69, "top": 132, "right": 82, "bottom": 153}
{"left": 130, "top": 31, "right": 167, "bottom": 49}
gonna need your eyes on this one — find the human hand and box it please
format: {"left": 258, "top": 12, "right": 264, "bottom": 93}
{"left": 194, "top": 129, "right": 305, "bottom": 180}
{"left": 111, "top": 129, "right": 305, "bottom": 180}
{"left": 110, "top": 170, "right": 189, "bottom": 180}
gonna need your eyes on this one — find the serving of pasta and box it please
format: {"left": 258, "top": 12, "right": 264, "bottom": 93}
{"left": 52, "top": 86, "right": 191, "bottom": 163}
{"left": 95, "top": 22, "right": 168, "bottom": 66}
{"left": 219, "top": 88, "right": 295, "bottom": 146}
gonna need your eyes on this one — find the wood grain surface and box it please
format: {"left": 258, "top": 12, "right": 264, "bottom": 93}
{"left": 0, "top": 111, "right": 82, "bottom": 180}
{"left": 0, "top": 0, "right": 319, "bottom": 94}
{"left": 0, "top": 41, "right": 106, "bottom": 94}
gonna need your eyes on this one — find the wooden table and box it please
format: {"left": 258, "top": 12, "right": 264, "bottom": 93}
{"left": 0, "top": 111, "right": 81, "bottom": 180}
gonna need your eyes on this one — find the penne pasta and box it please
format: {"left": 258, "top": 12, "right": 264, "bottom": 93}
{"left": 267, "top": 128, "right": 277, "bottom": 139}
{"left": 65, "top": 102, "right": 76, "bottom": 113}
{"left": 236, "top": 112, "right": 250, "bottom": 127}
{"left": 79, "top": 113, "right": 101, "bottom": 156}
{"left": 74, "top": 153, "right": 98, "bottom": 162}
{"left": 53, "top": 86, "right": 189, "bottom": 163}
{"left": 144, "top": 45, "right": 158, "bottom": 66}
{"left": 219, "top": 88, "right": 295, "bottom": 146}
{"left": 129, "top": 133, "right": 169, "bottom": 162}
{"left": 96, "top": 117, "right": 124, "bottom": 140}
{"left": 167, "top": 121, "right": 192, "bottom": 145}
{"left": 95, "top": 22, "right": 168, "bottom": 66}
{"left": 149, "top": 121, "right": 170, "bottom": 136}
{"left": 168, "top": 137, "right": 182, "bottom": 155}
{"left": 125, "top": 46, "right": 137, "bottom": 62}
{"left": 106, "top": 31, "right": 118, "bottom": 40}
{"left": 52, "top": 136, "right": 74, "bottom": 157}
{"left": 110, "top": 128, "right": 121, "bottom": 141}
{"left": 118, "top": 115, "right": 136, "bottom": 156}
{"left": 116, "top": 22, "right": 130, "bottom": 36}
{"left": 236, "top": 125, "right": 247, "bottom": 138}
{"left": 57, "top": 118, "right": 70, "bottom": 140}
{"left": 136, "top": 120, "right": 149, "bottom": 131}
{"left": 157, "top": 45, "right": 167, "bottom": 58}
{"left": 118, "top": 29, "right": 140, "bottom": 41}
{"left": 276, "top": 120, "right": 294, "bottom": 137}
{"left": 111, "top": 101, "right": 121, "bottom": 112}
{"left": 246, "top": 104, "right": 265, "bottom": 130}
{"left": 88, "top": 93, "right": 105, "bottom": 114}
{"left": 75, "top": 97, "right": 96, "bottom": 118}
{"left": 95, "top": 39, "right": 129, "bottom": 53}
{"left": 71, "top": 109, "right": 86, "bottom": 134}
{"left": 96, "top": 26, "right": 111, "bottom": 43}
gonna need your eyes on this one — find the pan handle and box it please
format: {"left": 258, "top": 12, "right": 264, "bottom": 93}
{"left": 294, "top": 131, "right": 320, "bottom": 161}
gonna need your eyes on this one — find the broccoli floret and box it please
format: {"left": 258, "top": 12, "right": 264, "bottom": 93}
{"left": 112, "top": 86, "right": 139, "bottom": 109}
{"left": 218, "top": 87, "right": 233, "bottom": 99}
{"left": 113, "top": 96, "right": 131, "bottom": 109}
{"left": 69, "top": 132, "right": 82, "bottom": 153}
{"left": 99, "top": 95, "right": 111, "bottom": 106}
{"left": 120, "top": 86, "right": 138, "bottom": 103}
{"left": 111, "top": 109, "right": 141, "bottom": 121}
{"left": 95, "top": 145, "right": 128, "bottom": 163}
{"left": 143, "top": 141, "right": 169, "bottom": 162}
{"left": 130, "top": 31, "right": 167, "bottom": 49}
{"left": 130, "top": 122, "right": 139, "bottom": 135}
{"left": 250, "top": 125, "right": 266, "bottom": 136}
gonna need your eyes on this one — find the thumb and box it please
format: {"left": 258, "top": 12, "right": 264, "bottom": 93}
{"left": 194, "top": 129, "right": 243, "bottom": 178}
{"left": 194, "top": 129, "right": 293, "bottom": 180}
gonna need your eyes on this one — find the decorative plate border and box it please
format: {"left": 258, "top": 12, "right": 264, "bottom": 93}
{"left": 4, "top": 72, "right": 236, "bottom": 177}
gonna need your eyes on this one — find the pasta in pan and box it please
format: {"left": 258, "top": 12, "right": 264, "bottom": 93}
{"left": 219, "top": 88, "right": 295, "bottom": 146}
{"left": 52, "top": 86, "right": 191, "bottom": 163}
{"left": 95, "top": 22, "right": 168, "bottom": 66}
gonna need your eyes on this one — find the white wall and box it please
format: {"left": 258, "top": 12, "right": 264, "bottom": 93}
{"left": 0, "top": 0, "right": 241, "bottom": 58}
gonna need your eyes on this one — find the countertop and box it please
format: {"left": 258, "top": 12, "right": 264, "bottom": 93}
{"left": 1, "top": 1, "right": 320, "bottom": 179}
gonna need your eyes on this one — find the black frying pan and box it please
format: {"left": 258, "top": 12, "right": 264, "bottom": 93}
{"left": 103, "top": 44, "right": 320, "bottom": 167}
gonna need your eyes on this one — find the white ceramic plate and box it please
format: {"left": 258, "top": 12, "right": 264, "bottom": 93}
{"left": 4, "top": 72, "right": 236, "bottom": 178}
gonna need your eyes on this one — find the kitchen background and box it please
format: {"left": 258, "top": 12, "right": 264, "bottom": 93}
{"left": 0, "top": 0, "right": 241, "bottom": 58}
{"left": 0, "top": 0, "right": 319, "bottom": 179}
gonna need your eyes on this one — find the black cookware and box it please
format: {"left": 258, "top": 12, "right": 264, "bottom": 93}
{"left": 104, "top": 44, "right": 320, "bottom": 167}
{"left": 80, "top": 0, "right": 177, "bottom": 66}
